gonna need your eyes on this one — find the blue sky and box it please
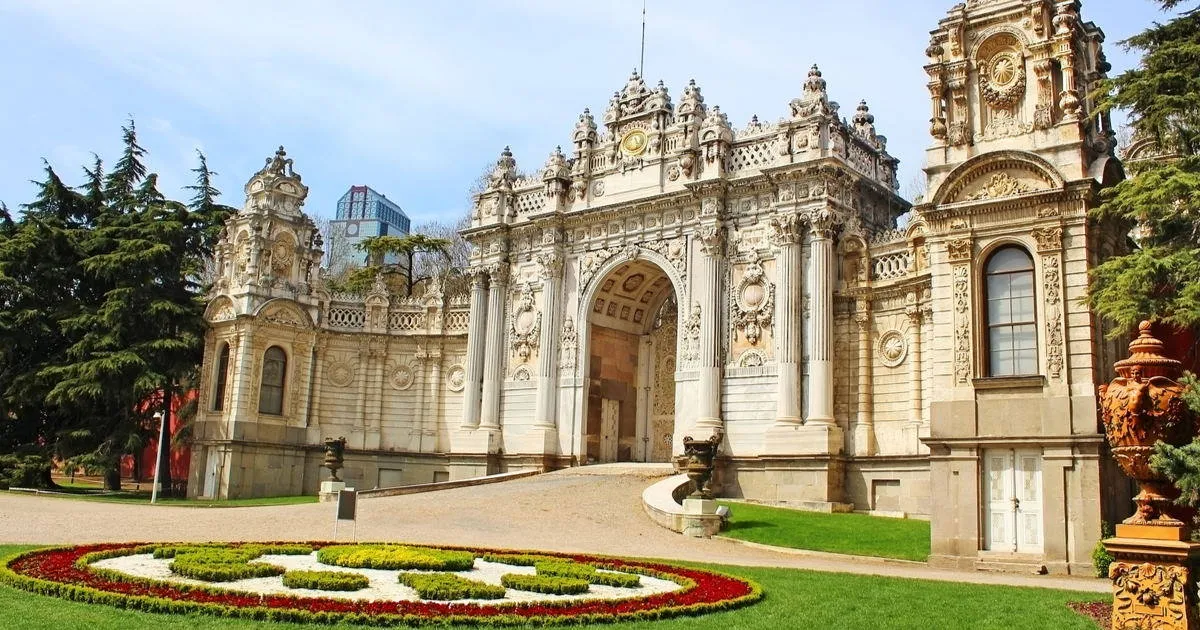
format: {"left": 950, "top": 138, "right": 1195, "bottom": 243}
{"left": 0, "top": 1, "right": 1171, "bottom": 226}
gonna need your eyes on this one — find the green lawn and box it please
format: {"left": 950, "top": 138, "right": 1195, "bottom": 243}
{"left": 3, "top": 490, "right": 317, "bottom": 508}
{"left": 718, "top": 501, "right": 932, "bottom": 562}
{"left": 0, "top": 544, "right": 1103, "bottom": 629}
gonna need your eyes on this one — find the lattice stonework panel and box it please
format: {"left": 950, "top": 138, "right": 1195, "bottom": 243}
{"left": 513, "top": 192, "right": 544, "bottom": 217}
{"left": 871, "top": 251, "right": 913, "bottom": 281}
{"left": 728, "top": 140, "right": 776, "bottom": 173}
{"left": 445, "top": 311, "right": 470, "bottom": 332}
{"left": 326, "top": 306, "right": 366, "bottom": 330}
{"left": 388, "top": 311, "right": 426, "bottom": 331}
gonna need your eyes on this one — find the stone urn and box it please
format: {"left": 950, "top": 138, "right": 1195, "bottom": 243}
{"left": 323, "top": 436, "right": 347, "bottom": 482}
{"left": 1099, "top": 321, "right": 1195, "bottom": 527}
{"left": 682, "top": 434, "right": 723, "bottom": 500}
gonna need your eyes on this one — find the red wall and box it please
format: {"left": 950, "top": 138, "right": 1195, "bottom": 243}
{"left": 120, "top": 390, "right": 195, "bottom": 483}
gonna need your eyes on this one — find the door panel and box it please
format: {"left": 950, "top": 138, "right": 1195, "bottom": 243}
{"left": 982, "top": 449, "right": 1043, "bottom": 553}
{"left": 600, "top": 399, "right": 619, "bottom": 463}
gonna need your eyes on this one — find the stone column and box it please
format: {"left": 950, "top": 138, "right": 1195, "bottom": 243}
{"left": 534, "top": 252, "right": 563, "bottom": 429}
{"left": 906, "top": 301, "right": 924, "bottom": 445}
{"left": 479, "top": 264, "right": 509, "bottom": 430}
{"left": 228, "top": 329, "right": 255, "bottom": 432}
{"left": 769, "top": 212, "right": 803, "bottom": 425}
{"left": 696, "top": 224, "right": 725, "bottom": 432}
{"left": 460, "top": 270, "right": 488, "bottom": 428}
{"left": 806, "top": 210, "right": 836, "bottom": 424}
{"left": 854, "top": 301, "right": 876, "bottom": 456}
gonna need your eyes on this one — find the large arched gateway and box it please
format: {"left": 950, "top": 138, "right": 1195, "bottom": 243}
{"left": 579, "top": 257, "right": 678, "bottom": 464}
{"left": 195, "top": 0, "right": 1128, "bottom": 576}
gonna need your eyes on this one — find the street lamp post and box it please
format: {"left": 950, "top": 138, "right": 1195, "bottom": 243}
{"left": 151, "top": 411, "right": 166, "bottom": 504}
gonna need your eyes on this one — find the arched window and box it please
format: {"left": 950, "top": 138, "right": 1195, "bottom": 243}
{"left": 984, "top": 247, "right": 1038, "bottom": 376}
{"left": 212, "top": 343, "right": 230, "bottom": 411}
{"left": 258, "top": 346, "right": 287, "bottom": 415}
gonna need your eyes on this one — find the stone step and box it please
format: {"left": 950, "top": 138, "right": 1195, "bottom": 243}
{"left": 974, "top": 554, "right": 1048, "bottom": 575}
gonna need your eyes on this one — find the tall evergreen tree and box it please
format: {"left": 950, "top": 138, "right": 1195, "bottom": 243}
{"left": 1087, "top": 2, "right": 1200, "bottom": 507}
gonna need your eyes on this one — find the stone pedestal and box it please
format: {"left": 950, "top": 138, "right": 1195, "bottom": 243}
{"left": 762, "top": 423, "right": 844, "bottom": 455}
{"left": 1103, "top": 532, "right": 1200, "bottom": 630}
{"left": 680, "top": 497, "right": 723, "bottom": 538}
{"left": 450, "top": 428, "right": 500, "bottom": 454}
{"left": 319, "top": 480, "right": 345, "bottom": 502}
{"left": 508, "top": 426, "right": 557, "bottom": 457}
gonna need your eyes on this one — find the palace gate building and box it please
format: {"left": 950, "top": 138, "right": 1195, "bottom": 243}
{"left": 192, "top": 0, "right": 1130, "bottom": 574}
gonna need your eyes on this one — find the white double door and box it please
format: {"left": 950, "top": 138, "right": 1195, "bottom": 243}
{"left": 983, "top": 449, "right": 1044, "bottom": 553}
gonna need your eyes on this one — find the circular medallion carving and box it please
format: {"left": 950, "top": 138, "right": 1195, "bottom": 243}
{"left": 327, "top": 361, "right": 355, "bottom": 387}
{"left": 390, "top": 365, "right": 414, "bottom": 390}
{"left": 991, "top": 55, "right": 1017, "bottom": 87}
{"left": 878, "top": 330, "right": 908, "bottom": 368}
{"left": 592, "top": 181, "right": 605, "bottom": 197}
{"left": 740, "top": 283, "right": 765, "bottom": 308}
{"left": 620, "top": 129, "right": 648, "bottom": 156}
{"left": 446, "top": 364, "right": 466, "bottom": 392}
{"left": 979, "top": 50, "right": 1026, "bottom": 109}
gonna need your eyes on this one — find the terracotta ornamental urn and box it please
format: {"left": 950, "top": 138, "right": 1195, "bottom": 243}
{"left": 1099, "top": 321, "right": 1196, "bottom": 528}
{"left": 322, "top": 436, "right": 347, "bottom": 483}
{"left": 682, "top": 434, "right": 723, "bottom": 500}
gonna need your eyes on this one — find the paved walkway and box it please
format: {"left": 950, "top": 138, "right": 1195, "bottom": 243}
{"left": 0, "top": 466, "right": 1108, "bottom": 593}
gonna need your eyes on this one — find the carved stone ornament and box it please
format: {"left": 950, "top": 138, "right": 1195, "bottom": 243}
{"left": 445, "top": 364, "right": 466, "bottom": 392}
{"left": 966, "top": 172, "right": 1035, "bottom": 201}
{"left": 211, "top": 303, "right": 237, "bottom": 323}
{"left": 681, "top": 303, "right": 702, "bottom": 366}
{"left": 878, "top": 330, "right": 908, "bottom": 368}
{"left": 683, "top": 433, "right": 723, "bottom": 499}
{"left": 1099, "top": 321, "right": 1196, "bottom": 526}
{"left": 1031, "top": 226, "right": 1063, "bottom": 253}
{"left": 508, "top": 283, "right": 542, "bottom": 363}
{"left": 389, "top": 364, "right": 415, "bottom": 391}
{"left": 978, "top": 50, "right": 1027, "bottom": 109}
{"left": 1109, "top": 562, "right": 1197, "bottom": 630}
{"left": 558, "top": 316, "right": 579, "bottom": 374}
{"left": 263, "top": 306, "right": 305, "bottom": 328}
{"left": 322, "top": 436, "right": 347, "bottom": 482}
{"left": 327, "top": 360, "right": 356, "bottom": 388}
{"left": 1043, "top": 256, "right": 1065, "bottom": 380}
{"left": 952, "top": 265, "right": 971, "bottom": 384}
{"left": 642, "top": 237, "right": 687, "bottom": 279}
{"left": 698, "top": 225, "right": 725, "bottom": 257}
{"left": 946, "top": 238, "right": 973, "bottom": 262}
{"left": 767, "top": 213, "right": 802, "bottom": 247}
{"left": 731, "top": 259, "right": 774, "bottom": 346}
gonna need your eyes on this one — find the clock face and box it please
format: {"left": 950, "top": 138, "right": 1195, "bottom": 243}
{"left": 991, "top": 56, "right": 1018, "bottom": 87}
{"left": 620, "top": 129, "right": 648, "bottom": 156}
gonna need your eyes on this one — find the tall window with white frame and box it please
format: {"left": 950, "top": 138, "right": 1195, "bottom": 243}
{"left": 212, "top": 343, "right": 230, "bottom": 411}
{"left": 984, "top": 247, "right": 1038, "bottom": 377}
{"left": 258, "top": 346, "right": 287, "bottom": 415}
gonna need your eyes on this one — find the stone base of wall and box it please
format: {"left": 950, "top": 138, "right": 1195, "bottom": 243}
{"left": 717, "top": 455, "right": 849, "bottom": 508}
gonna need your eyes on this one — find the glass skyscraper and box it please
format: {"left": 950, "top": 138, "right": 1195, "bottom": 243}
{"left": 327, "top": 185, "right": 411, "bottom": 273}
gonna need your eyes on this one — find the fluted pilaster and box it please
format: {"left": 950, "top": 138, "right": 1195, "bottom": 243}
{"left": 480, "top": 264, "right": 509, "bottom": 429}
{"left": 460, "top": 270, "right": 489, "bottom": 428}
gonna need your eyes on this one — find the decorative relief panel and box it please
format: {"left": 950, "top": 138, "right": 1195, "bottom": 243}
{"left": 953, "top": 265, "right": 972, "bottom": 384}
{"left": 389, "top": 362, "right": 415, "bottom": 391}
{"left": 559, "top": 316, "right": 578, "bottom": 374}
{"left": 680, "top": 303, "right": 702, "bottom": 367}
{"left": 1109, "top": 562, "right": 1196, "bottom": 630}
{"left": 730, "top": 258, "right": 774, "bottom": 346}
{"left": 1042, "top": 255, "right": 1065, "bottom": 380}
{"left": 965, "top": 172, "right": 1036, "bottom": 201}
{"left": 326, "top": 356, "right": 357, "bottom": 388}
{"left": 508, "top": 283, "right": 541, "bottom": 365}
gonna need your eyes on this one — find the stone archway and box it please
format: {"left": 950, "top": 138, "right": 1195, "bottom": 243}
{"left": 582, "top": 258, "right": 678, "bottom": 464}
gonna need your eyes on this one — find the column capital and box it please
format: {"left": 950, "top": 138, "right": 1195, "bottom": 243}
{"left": 485, "top": 262, "right": 510, "bottom": 285}
{"left": 536, "top": 251, "right": 563, "bottom": 280}
{"left": 855, "top": 300, "right": 871, "bottom": 331}
{"left": 768, "top": 212, "right": 803, "bottom": 247}
{"left": 804, "top": 207, "right": 841, "bottom": 239}
{"left": 698, "top": 223, "right": 726, "bottom": 257}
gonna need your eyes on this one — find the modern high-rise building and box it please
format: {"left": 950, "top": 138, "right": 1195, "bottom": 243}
{"left": 327, "top": 185, "right": 411, "bottom": 273}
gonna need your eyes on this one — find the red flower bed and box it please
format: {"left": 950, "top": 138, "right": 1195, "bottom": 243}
{"left": 1, "top": 542, "right": 762, "bottom": 626}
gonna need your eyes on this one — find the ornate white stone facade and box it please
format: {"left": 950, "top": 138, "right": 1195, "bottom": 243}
{"left": 192, "top": 0, "right": 1129, "bottom": 575}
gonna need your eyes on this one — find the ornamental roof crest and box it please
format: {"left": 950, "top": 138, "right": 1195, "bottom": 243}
{"left": 243, "top": 146, "right": 309, "bottom": 218}
{"left": 603, "top": 69, "right": 673, "bottom": 129}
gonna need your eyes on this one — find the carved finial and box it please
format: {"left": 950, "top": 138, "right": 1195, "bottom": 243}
{"left": 804, "top": 65, "right": 827, "bottom": 96}
{"left": 486, "top": 146, "right": 517, "bottom": 191}
{"left": 1114, "top": 320, "right": 1183, "bottom": 380}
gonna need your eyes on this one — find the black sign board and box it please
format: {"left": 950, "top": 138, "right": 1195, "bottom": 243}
{"left": 336, "top": 489, "right": 357, "bottom": 521}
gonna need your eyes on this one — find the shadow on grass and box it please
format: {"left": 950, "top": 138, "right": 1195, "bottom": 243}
{"left": 723, "top": 519, "right": 779, "bottom": 533}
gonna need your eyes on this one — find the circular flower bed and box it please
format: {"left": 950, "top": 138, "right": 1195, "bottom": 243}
{"left": 1, "top": 542, "right": 762, "bottom": 626}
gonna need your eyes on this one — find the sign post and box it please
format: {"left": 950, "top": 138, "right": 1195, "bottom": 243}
{"left": 333, "top": 488, "right": 358, "bottom": 540}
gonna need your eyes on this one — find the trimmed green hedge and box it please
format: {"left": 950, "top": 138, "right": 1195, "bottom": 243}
{"left": 156, "top": 544, "right": 311, "bottom": 583}
{"left": 397, "top": 572, "right": 507, "bottom": 600}
{"left": 535, "top": 561, "right": 641, "bottom": 588}
{"left": 282, "top": 570, "right": 369, "bottom": 592}
{"left": 500, "top": 573, "right": 590, "bottom": 595}
{"left": 480, "top": 553, "right": 563, "bottom": 566}
{"left": 317, "top": 544, "right": 476, "bottom": 571}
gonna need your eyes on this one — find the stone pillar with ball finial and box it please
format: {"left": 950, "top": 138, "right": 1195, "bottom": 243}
{"left": 1100, "top": 321, "right": 1200, "bottom": 630}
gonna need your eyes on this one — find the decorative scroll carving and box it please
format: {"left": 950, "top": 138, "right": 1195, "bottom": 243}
{"left": 642, "top": 237, "right": 687, "bottom": 278}
{"left": 953, "top": 265, "right": 971, "bottom": 383}
{"left": 211, "top": 304, "right": 237, "bottom": 323}
{"left": 262, "top": 306, "right": 305, "bottom": 328}
{"left": 1042, "top": 256, "right": 1064, "bottom": 380}
{"left": 1032, "top": 226, "right": 1063, "bottom": 253}
{"left": 578, "top": 247, "right": 619, "bottom": 291}
{"left": 508, "top": 283, "right": 541, "bottom": 363}
{"left": 1109, "top": 562, "right": 1196, "bottom": 630}
{"left": 731, "top": 258, "right": 774, "bottom": 345}
{"left": 804, "top": 207, "right": 840, "bottom": 238}
{"left": 559, "top": 316, "right": 578, "bottom": 373}
{"left": 878, "top": 330, "right": 908, "bottom": 368}
{"left": 767, "top": 213, "right": 802, "bottom": 247}
{"left": 947, "top": 238, "right": 973, "bottom": 262}
{"left": 965, "top": 173, "right": 1034, "bottom": 200}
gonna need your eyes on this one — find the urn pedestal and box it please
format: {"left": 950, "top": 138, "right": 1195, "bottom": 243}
{"left": 1100, "top": 322, "right": 1200, "bottom": 630}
